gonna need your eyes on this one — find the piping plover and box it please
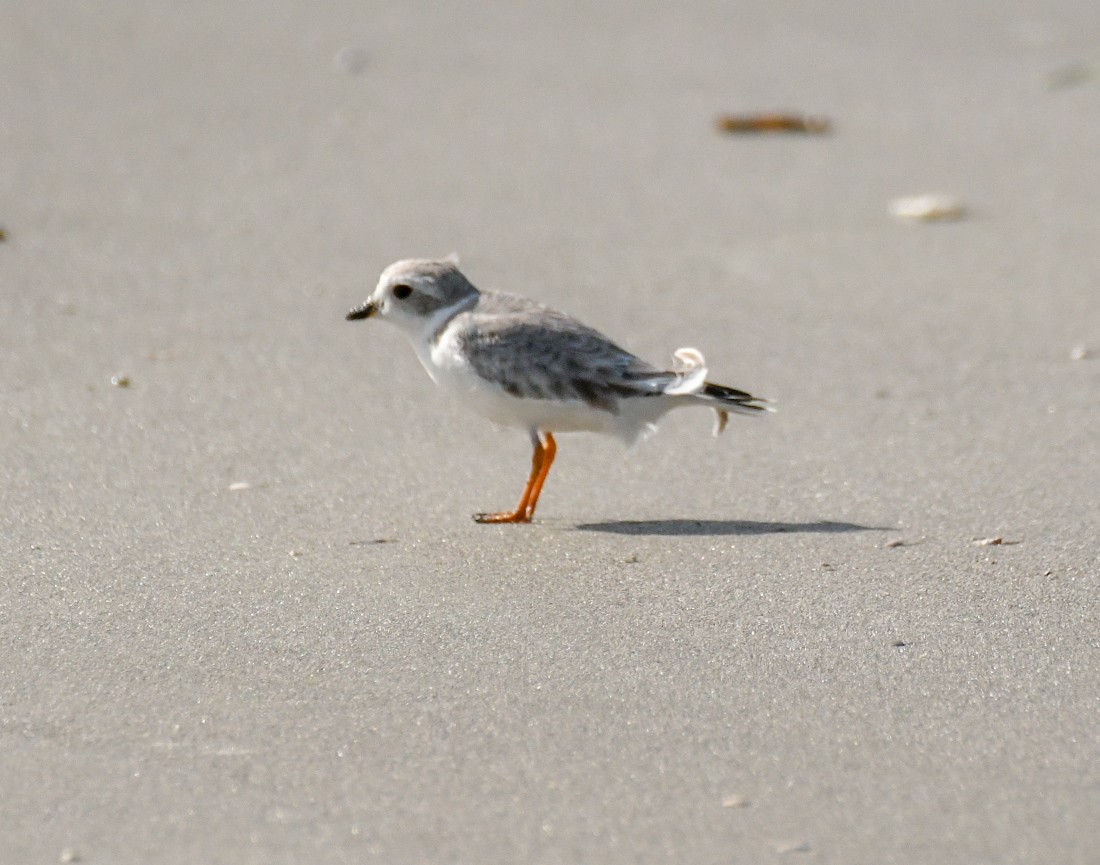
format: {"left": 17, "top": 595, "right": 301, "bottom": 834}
{"left": 346, "top": 258, "right": 770, "bottom": 523}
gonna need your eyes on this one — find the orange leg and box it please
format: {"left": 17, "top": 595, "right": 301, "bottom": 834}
{"left": 474, "top": 431, "right": 556, "bottom": 524}
{"left": 521, "top": 431, "right": 556, "bottom": 520}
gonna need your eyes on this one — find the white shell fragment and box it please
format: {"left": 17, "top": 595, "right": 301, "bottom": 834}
{"left": 889, "top": 193, "right": 966, "bottom": 222}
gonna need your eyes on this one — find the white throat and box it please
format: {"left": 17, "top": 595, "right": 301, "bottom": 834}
{"left": 407, "top": 294, "right": 477, "bottom": 372}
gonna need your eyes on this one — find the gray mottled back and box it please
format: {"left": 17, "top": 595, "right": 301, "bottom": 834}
{"left": 452, "top": 291, "right": 673, "bottom": 413}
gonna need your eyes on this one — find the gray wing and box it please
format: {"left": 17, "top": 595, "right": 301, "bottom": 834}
{"left": 456, "top": 296, "right": 674, "bottom": 413}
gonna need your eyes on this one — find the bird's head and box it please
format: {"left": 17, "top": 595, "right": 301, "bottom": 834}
{"left": 346, "top": 257, "right": 479, "bottom": 339}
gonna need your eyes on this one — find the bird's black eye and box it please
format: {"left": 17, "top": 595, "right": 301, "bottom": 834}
{"left": 393, "top": 284, "right": 413, "bottom": 300}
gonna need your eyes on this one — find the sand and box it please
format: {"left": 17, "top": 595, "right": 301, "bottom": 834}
{"left": 2, "top": 2, "right": 1098, "bottom": 863}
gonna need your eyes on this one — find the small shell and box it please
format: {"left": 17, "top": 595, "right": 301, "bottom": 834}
{"left": 889, "top": 193, "right": 966, "bottom": 222}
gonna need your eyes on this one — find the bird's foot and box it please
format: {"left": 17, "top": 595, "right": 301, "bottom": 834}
{"left": 473, "top": 509, "right": 532, "bottom": 524}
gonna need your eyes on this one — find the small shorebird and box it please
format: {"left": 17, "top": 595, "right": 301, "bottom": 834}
{"left": 346, "top": 258, "right": 770, "bottom": 523}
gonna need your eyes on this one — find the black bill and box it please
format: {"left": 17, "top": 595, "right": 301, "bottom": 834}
{"left": 345, "top": 301, "right": 377, "bottom": 321}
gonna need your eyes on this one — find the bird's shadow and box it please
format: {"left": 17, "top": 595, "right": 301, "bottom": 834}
{"left": 573, "top": 518, "right": 888, "bottom": 537}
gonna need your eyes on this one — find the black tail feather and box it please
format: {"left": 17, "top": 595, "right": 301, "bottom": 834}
{"left": 702, "top": 382, "right": 771, "bottom": 412}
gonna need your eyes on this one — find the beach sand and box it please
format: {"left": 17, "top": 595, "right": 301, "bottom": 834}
{"left": 2, "top": 2, "right": 1098, "bottom": 862}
